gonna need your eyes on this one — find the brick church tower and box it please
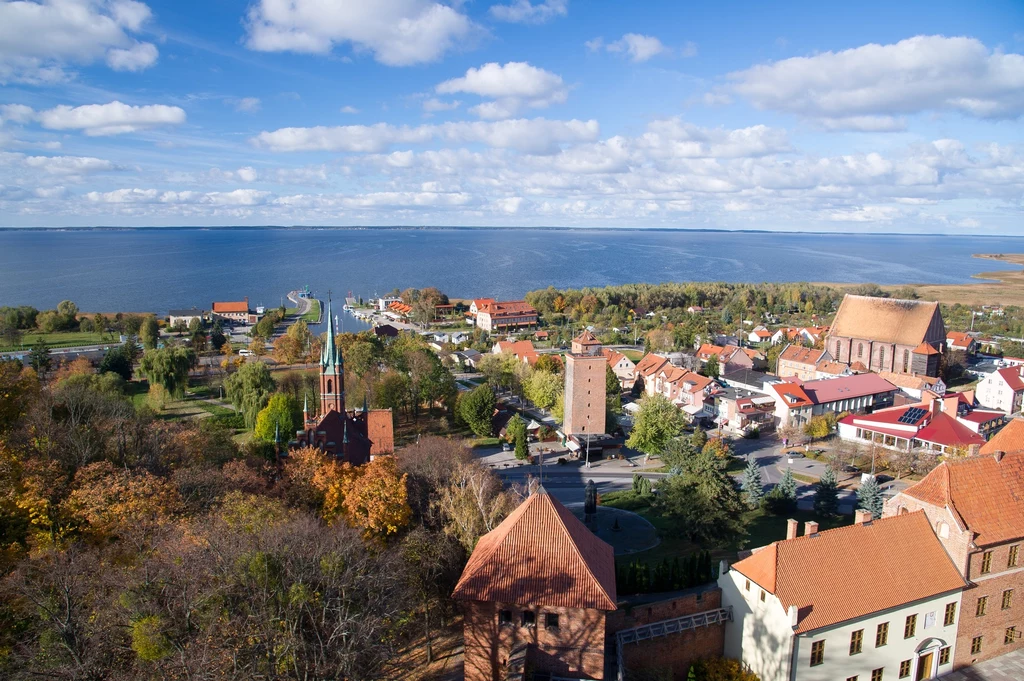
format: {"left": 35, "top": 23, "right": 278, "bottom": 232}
{"left": 564, "top": 330, "right": 606, "bottom": 437}
{"left": 319, "top": 295, "right": 345, "bottom": 414}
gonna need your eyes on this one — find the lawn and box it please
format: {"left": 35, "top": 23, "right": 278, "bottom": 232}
{"left": 302, "top": 298, "right": 321, "bottom": 323}
{"left": 0, "top": 331, "right": 109, "bottom": 352}
{"left": 621, "top": 349, "right": 644, "bottom": 363}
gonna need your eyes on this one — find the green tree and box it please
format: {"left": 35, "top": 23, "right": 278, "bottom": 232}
{"left": 210, "top": 323, "right": 227, "bottom": 351}
{"left": 254, "top": 393, "right": 297, "bottom": 442}
{"left": 524, "top": 369, "right": 560, "bottom": 411}
{"left": 224, "top": 360, "right": 275, "bottom": 429}
{"left": 506, "top": 414, "right": 528, "bottom": 460}
{"left": 139, "top": 346, "right": 195, "bottom": 398}
{"left": 702, "top": 354, "right": 720, "bottom": 378}
{"left": 98, "top": 345, "right": 133, "bottom": 381}
{"left": 140, "top": 316, "right": 160, "bottom": 349}
{"left": 778, "top": 467, "right": 797, "bottom": 500}
{"left": 29, "top": 339, "right": 51, "bottom": 373}
{"left": 857, "top": 476, "right": 883, "bottom": 519}
{"left": 459, "top": 385, "right": 496, "bottom": 437}
{"left": 374, "top": 370, "right": 411, "bottom": 413}
{"left": 626, "top": 394, "right": 686, "bottom": 460}
{"left": 655, "top": 448, "right": 745, "bottom": 545}
{"left": 741, "top": 458, "right": 764, "bottom": 508}
{"left": 813, "top": 466, "right": 839, "bottom": 518}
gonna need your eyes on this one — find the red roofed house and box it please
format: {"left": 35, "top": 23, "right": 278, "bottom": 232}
{"left": 747, "top": 326, "right": 773, "bottom": 344}
{"left": 211, "top": 297, "right": 258, "bottom": 324}
{"left": 697, "top": 343, "right": 763, "bottom": 373}
{"left": 469, "top": 298, "right": 496, "bottom": 316}
{"left": 492, "top": 339, "right": 539, "bottom": 365}
{"left": 720, "top": 511, "right": 966, "bottom": 681}
{"left": 946, "top": 331, "right": 979, "bottom": 356}
{"left": 980, "top": 417, "right": 1024, "bottom": 456}
{"left": 976, "top": 365, "right": 1024, "bottom": 415}
{"left": 776, "top": 344, "right": 833, "bottom": 381}
{"left": 825, "top": 294, "right": 946, "bottom": 377}
{"left": 767, "top": 372, "right": 897, "bottom": 428}
{"left": 453, "top": 486, "right": 617, "bottom": 681}
{"left": 837, "top": 391, "right": 1003, "bottom": 457}
{"left": 885, "top": 451, "right": 1024, "bottom": 668}
{"left": 475, "top": 300, "right": 538, "bottom": 333}
{"left": 601, "top": 347, "right": 636, "bottom": 390}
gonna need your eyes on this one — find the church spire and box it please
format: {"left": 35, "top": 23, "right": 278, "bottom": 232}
{"left": 322, "top": 293, "right": 341, "bottom": 370}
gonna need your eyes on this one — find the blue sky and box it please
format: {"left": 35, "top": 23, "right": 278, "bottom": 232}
{"left": 0, "top": 0, "right": 1022, "bottom": 231}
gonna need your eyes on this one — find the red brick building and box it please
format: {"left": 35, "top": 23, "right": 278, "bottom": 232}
{"left": 452, "top": 486, "right": 617, "bottom": 681}
{"left": 564, "top": 331, "right": 607, "bottom": 438}
{"left": 885, "top": 451, "right": 1024, "bottom": 669}
{"left": 291, "top": 296, "right": 393, "bottom": 464}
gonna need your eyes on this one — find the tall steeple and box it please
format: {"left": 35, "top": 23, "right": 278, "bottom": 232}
{"left": 319, "top": 293, "right": 345, "bottom": 415}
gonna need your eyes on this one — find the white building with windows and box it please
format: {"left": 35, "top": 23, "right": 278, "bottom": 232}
{"left": 720, "top": 511, "right": 966, "bottom": 681}
{"left": 976, "top": 366, "right": 1024, "bottom": 414}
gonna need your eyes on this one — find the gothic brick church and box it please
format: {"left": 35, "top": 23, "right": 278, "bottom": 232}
{"left": 291, "top": 296, "right": 394, "bottom": 464}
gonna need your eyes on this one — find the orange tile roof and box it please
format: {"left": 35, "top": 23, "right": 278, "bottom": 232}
{"left": 980, "top": 418, "right": 1024, "bottom": 456}
{"left": 732, "top": 511, "right": 965, "bottom": 633}
{"left": 946, "top": 331, "right": 974, "bottom": 347}
{"left": 901, "top": 451, "right": 1024, "bottom": 546}
{"left": 635, "top": 353, "right": 669, "bottom": 377}
{"left": 993, "top": 366, "right": 1024, "bottom": 392}
{"left": 212, "top": 300, "right": 249, "bottom": 313}
{"left": 452, "top": 487, "right": 617, "bottom": 610}
{"left": 574, "top": 330, "right": 601, "bottom": 345}
{"left": 913, "top": 341, "right": 941, "bottom": 356}
{"left": 779, "top": 344, "right": 826, "bottom": 366}
{"left": 601, "top": 347, "right": 628, "bottom": 367}
{"left": 769, "top": 381, "right": 813, "bottom": 408}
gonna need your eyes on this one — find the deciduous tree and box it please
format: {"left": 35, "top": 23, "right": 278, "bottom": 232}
{"left": 626, "top": 394, "right": 685, "bottom": 460}
{"left": 341, "top": 456, "right": 412, "bottom": 539}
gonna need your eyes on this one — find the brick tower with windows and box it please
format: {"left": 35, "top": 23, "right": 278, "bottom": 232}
{"left": 564, "top": 330, "right": 606, "bottom": 437}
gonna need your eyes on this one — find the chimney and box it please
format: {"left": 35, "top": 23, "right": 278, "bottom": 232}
{"left": 854, "top": 509, "right": 873, "bottom": 525}
{"left": 788, "top": 604, "right": 799, "bottom": 628}
{"left": 719, "top": 559, "right": 729, "bottom": 577}
{"left": 994, "top": 450, "right": 1005, "bottom": 463}
{"left": 804, "top": 521, "right": 819, "bottom": 536}
{"left": 929, "top": 398, "right": 942, "bottom": 416}
{"left": 786, "top": 518, "right": 799, "bottom": 540}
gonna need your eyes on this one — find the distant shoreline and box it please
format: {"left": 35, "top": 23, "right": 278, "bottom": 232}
{"left": 0, "top": 225, "right": 1022, "bottom": 238}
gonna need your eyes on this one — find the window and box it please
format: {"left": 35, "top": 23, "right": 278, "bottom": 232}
{"left": 878, "top": 347, "right": 885, "bottom": 368}
{"left": 972, "top": 636, "right": 983, "bottom": 655}
{"left": 521, "top": 611, "right": 535, "bottom": 627}
{"left": 939, "top": 647, "right": 950, "bottom": 665}
{"left": 904, "top": 614, "right": 917, "bottom": 639}
{"left": 1010, "top": 545, "right": 1020, "bottom": 568}
{"left": 744, "top": 579, "right": 750, "bottom": 591}
{"left": 871, "top": 668, "right": 884, "bottom": 681}
{"left": 903, "top": 349, "right": 910, "bottom": 373}
{"left": 858, "top": 343, "right": 864, "bottom": 359}
{"left": 850, "top": 629, "right": 864, "bottom": 655}
{"left": 847, "top": 677, "right": 858, "bottom": 681}
{"left": 876, "top": 622, "right": 889, "bottom": 647}
{"left": 1007, "top": 627, "right": 1018, "bottom": 645}
{"left": 499, "top": 610, "right": 513, "bottom": 625}
{"left": 898, "top": 660, "right": 911, "bottom": 678}
{"left": 977, "top": 596, "right": 989, "bottom": 617}
{"left": 981, "top": 551, "right": 993, "bottom": 574}
{"left": 760, "top": 590, "right": 766, "bottom": 602}
{"left": 1003, "top": 589, "right": 1014, "bottom": 610}
{"left": 545, "top": 613, "right": 559, "bottom": 630}
{"left": 944, "top": 602, "right": 957, "bottom": 626}
{"left": 810, "top": 640, "right": 825, "bottom": 666}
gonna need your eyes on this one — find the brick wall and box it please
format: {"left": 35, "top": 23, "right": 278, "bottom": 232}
{"left": 607, "top": 589, "right": 726, "bottom": 680}
{"left": 463, "top": 600, "right": 608, "bottom": 681}
{"left": 565, "top": 353, "right": 606, "bottom": 436}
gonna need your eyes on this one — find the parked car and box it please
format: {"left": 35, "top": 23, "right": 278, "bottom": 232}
{"left": 238, "top": 349, "right": 252, "bottom": 356}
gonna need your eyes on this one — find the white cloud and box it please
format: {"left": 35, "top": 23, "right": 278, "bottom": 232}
{"left": 0, "top": 104, "right": 35, "bottom": 124}
{"left": 422, "top": 98, "right": 461, "bottom": 113}
{"left": 340, "top": 105, "right": 360, "bottom": 114}
{"left": 254, "top": 117, "right": 599, "bottom": 154}
{"left": 0, "top": 0, "right": 158, "bottom": 83}
{"left": 235, "top": 97, "right": 262, "bottom": 113}
{"left": 244, "top": 0, "right": 478, "bottom": 66}
{"left": 729, "top": 35, "right": 1024, "bottom": 125}
{"left": 24, "top": 155, "right": 118, "bottom": 175}
{"left": 437, "top": 62, "right": 567, "bottom": 118}
{"left": 106, "top": 41, "right": 158, "bottom": 71}
{"left": 86, "top": 187, "right": 270, "bottom": 205}
{"left": 493, "top": 196, "right": 524, "bottom": 213}
{"left": 236, "top": 167, "right": 259, "bottom": 182}
{"left": 36, "top": 101, "right": 186, "bottom": 136}
{"left": 606, "top": 34, "right": 668, "bottom": 62}
{"left": 489, "top": 0, "right": 567, "bottom": 24}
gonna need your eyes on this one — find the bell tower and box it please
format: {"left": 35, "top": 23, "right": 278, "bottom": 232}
{"left": 320, "top": 294, "right": 345, "bottom": 415}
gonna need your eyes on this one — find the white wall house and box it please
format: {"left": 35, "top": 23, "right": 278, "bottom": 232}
{"left": 976, "top": 366, "right": 1024, "bottom": 414}
{"left": 720, "top": 513, "right": 965, "bottom": 681}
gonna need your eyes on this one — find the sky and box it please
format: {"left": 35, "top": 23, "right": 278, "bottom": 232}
{"left": 0, "top": 0, "right": 1022, "bottom": 231}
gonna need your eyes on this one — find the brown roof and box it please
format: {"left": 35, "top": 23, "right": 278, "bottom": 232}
{"left": 601, "top": 347, "right": 629, "bottom": 367}
{"left": 815, "top": 361, "right": 848, "bottom": 375}
{"left": 479, "top": 300, "right": 536, "bottom": 316}
{"left": 367, "top": 409, "right": 394, "bottom": 456}
{"left": 947, "top": 331, "right": 974, "bottom": 347}
{"left": 574, "top": 330, "right": 601, "bottom": 345}
{"left": 829, "top": 295, "right": 944, "bottom": 346}
{"left": 901, "top": 451, "right": 1024, "bottom": 546}
{"left": 732, "top": 511, "right": 965, "bottom": 633}
{"left": 876, "top": 371, "right": 940, "bottom": 391}
{"left": 452, "top": 487, "right": 617, "bottom": 610}
{"left": 779, "top": 344, "right": 826, "bottom": 367}
{"left": 212, "top": 300, "right": 249, "bottom": 313}
{"left": 913, "top": 342, "right": 941, "bottom": 356}
{"left": 635, "top": 353, "right": 669, "bottom": 377}
{"left": 980, "top": 418, "right": 1024, "bottom": 456}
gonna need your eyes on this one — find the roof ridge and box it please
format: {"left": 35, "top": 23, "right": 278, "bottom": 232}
{"left": 546, "top": 495, "right": 617, "bottom": 608}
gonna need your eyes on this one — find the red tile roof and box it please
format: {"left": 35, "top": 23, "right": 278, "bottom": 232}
{"left": 635, "top": 353, "right": 669, "bottom": 377}
{"left": 913, "top": 342, "right": 941, "bottom": 356}
{"left": 769, "top": 381, "right": 813, "bottom": 408}
{"left": 901, "top": 451, "right": 1024, "bottom": 546}
{"left": 800, "top": 373, "right": 896, "bottom": 404}
{"left": 915, "top": 412, "right": 986, "bottom": 448}
{"left": 452, "top": 488, "right": 617, "bottom": 610}
{"left": 946, "top": 331, "right": 974, "bottom": 347}
{"left": 732, "top": 511, "right": 965, "bottom": 633}
{"left": 779, "top": 344, "right": 827, "bottom": 367}
{"left": 994, "top": 366, "right": 1024, "bottom": 392}
{"left": 212, "top": 300, "right": 249, "bottom": 313}
{"left": 574, "top": 330, "right": 601, "bottom": 345}
{"left": 980, "top": 418, "right": 1024, "bottom": 456}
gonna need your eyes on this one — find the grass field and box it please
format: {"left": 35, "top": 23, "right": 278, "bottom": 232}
{"left": 0, "top": 331, "right": 108, "bottom": 352}
{"left": 302, "top": 298, "right": 321, "bottom": 323}
{"left": 821, "top": 253, "right": 1024, "bottom": 307}
{"left": 621, "top": 349, "right": 644, "bottom": 362}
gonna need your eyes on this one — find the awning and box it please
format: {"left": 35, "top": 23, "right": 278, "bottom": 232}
{"left": 566, "top": 440, "right": 581, "bottom": 452}
{"left": 682, "top": 404, "right": 704, "bottom": 415}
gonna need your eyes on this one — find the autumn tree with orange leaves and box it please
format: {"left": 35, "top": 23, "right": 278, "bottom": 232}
{"left": 340, "top": 456, "right": 411, "bottom": 538}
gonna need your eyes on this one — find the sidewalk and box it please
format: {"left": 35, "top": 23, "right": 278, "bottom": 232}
{"left": 475, "top": 442, "right": 664, "bottom": 473}
{"left": 943, "top": 649, "right": 1024, "bottom": 681}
